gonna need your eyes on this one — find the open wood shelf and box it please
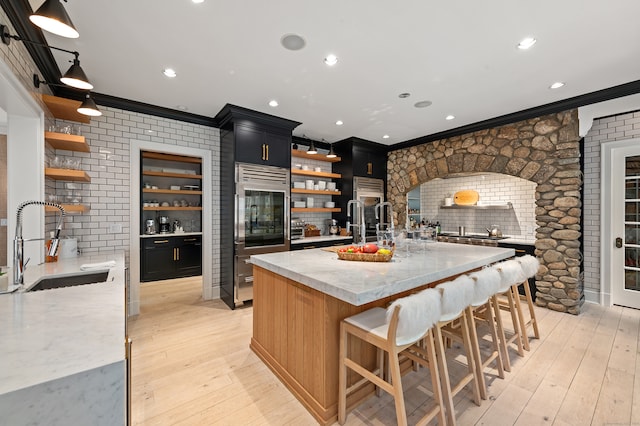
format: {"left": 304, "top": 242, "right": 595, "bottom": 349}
{"left": 46, "top": 204, "right": 90, "bottom": 213}
{"left": 142, "top": 170, "right": 203, "bottom": 179}
{"left": 45, "top": 132, "right": 89, "bottom": 152}
{"left": 291, "top": 188, "right": 341, "bottom": 196}
{"left": 291, "top": 207, "right": 341, "bottom": 213}
{"left": 291, "top": 149, "right": 341, "bottom": 163}
{"left": 42, "top": 94, "right": 91, "bottom": 124}
{"left": 291, "top": 169, "right": 341, "bottom": 179}
{"left": 141, "top": 151, "right": 202, "bottom": 164}
{"left": 44, "top": 168, "right": 91, "bottom": 182}
{"left": 143, "top": 189, "right": 203, "bottom": 195}
{"left": 143, "top": 206, "right": 203, "bottom": 211}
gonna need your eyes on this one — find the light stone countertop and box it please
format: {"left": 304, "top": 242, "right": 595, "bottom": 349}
{"left": 0, "top": 250, "right": 125, "bottom": 396}
{"left": 250, "top": 242, "right": 514, "bottom": 306}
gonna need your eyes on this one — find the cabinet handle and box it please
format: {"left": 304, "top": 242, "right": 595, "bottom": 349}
{"left": 176, "top": 248, "right": 180, "bottom": 261}
{"left": 183, "top": 238, "right": 197, "bottom": 242}
{"left": 261, "top": 144, "right": 266, "bottom": 161}
{"left": 265, "top": 144, "right": 269, "bottom": 161}
{"left": 154, "top": 240, "right": 169, "bottom": 244}
{"left": 173, "top": 248, "right": 176, "bottom": 261}
{"left": 303, "top": 245, "right": 316, "bottom": 249}
{"left": 367, "top": 162, "right": 372, "bottom": 175}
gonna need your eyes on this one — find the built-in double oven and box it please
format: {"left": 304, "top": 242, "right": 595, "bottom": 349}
{"left": 233, "top": 163, "right": 290, "bottom": 306}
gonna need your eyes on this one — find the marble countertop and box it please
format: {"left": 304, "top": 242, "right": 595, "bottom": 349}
{"left": 0, "top": 251, "right": 125, "bottom": 395}
{"left": 291, "top": 235, "right": 353, "bottom": 244}
{"left": 250, "top": 242, "right": 514, "bottom": 306}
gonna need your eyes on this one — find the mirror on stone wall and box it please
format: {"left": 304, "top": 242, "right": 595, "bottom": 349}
{"left": 403, "top": 172, "right": 537, "bottom": 239}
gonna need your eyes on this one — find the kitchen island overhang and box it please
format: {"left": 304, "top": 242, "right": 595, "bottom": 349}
{"left": 249, "top": 243, "right": 515, "bottom": 424}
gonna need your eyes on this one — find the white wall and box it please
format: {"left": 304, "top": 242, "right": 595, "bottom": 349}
{"left": 583, "top": 109, "right": 640, "bottom": 302}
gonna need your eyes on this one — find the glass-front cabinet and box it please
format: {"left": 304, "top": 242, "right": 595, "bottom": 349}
{"left": 624, "top": 155, "right": 640, "bottom": 291}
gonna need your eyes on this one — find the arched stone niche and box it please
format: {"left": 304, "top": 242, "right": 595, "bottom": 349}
{"left": 387, "top": 109, "right": 583, "bottom": 314}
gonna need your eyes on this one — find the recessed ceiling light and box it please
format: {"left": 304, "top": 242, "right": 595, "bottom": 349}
{"left": 146, "top": 130, "right": 154, "bottom": 134}
{"left": 281, "top": 34, "right": 306, "bottom": 51}
{"left": 414, "top": 100, "right": 432, "bottom": 108}
{"left": 268, "top": 100, "right": 279, "bottom": 107}
{"left": 517, "top": 37, "right": 537, "bottom": 50}
{"left": 324, "top": 54, "right": 338, "bottom": 66}
{"left": 176, "top": 105, "right": 188, "bottom": 111}
{"left": 382, "top": 134, "right": 390, "bottom": 139}
{"left": 445, "top": 115, "right": 455, "bottom": 120}
{"left": 163, "top": 68, "right": 176, "bottom": 78}
{"left": 192, "top": 0, "right": 204, "bottom": 3}
{"left": 398, "top": 93, "right": 411, "bottom": 99}
{"left": 549, "top": 82, "right": 565, "bottom": 89}
{"left": 335, "top": 120, "right": 343, "bottom": 126}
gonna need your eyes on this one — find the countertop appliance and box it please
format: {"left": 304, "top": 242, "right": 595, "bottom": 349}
{"left": 228, "top": 163, "right": 290, "bottom": 308}
{"left": 158, "top": 216, "right": 171, "bottom": 234}
{"left": 291, "top": 218, "right": 305, "bottom": 240}
{"left": 145, "top": 219, "right": 156, "bottom": 235}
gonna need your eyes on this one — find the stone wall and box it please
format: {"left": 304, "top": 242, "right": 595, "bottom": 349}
{"left": 387, "top": 109, "right": 584, "bottom": 314}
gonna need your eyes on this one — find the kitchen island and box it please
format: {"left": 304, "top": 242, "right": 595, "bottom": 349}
{"left": 0, "top": 251, "right": 126, "bottom": 426}
{"left": 249, "top": 242, "right": 514, "bottom": 424}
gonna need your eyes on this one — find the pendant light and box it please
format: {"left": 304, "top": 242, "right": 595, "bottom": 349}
{"left": 326, "top": 144, "right": 337, "bottom": 158}
{"left": 29, "top": 0, "right": 80, "bottom": 39}
{"left": 307, "top": 140, "right": 317, "bottom": 155}
{"left": 77, "top": 93, "right": 102, "bottom": 116}
{"left": 60, "top": 55, "right": 93, "bottom": 90}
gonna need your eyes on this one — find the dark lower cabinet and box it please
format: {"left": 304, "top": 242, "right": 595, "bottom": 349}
{"left": 141, "top": 235, "right": 202, "bottom": 282}
{"left": 498, "top": 241, "right": 537, "bottom": 301}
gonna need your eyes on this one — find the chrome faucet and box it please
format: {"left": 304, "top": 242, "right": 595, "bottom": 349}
{"left": 375, "top": 201, "right": 394, "bottom": 233}
{"left": 13, "top": 201, "right": 65, "bottom": 285}
{"left": 346, "top": 199, "right": 365, "bottom": 244}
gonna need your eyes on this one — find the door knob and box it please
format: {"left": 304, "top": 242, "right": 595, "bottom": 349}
{"left": 615, "top": 237, "right": 623, "bottom": 248}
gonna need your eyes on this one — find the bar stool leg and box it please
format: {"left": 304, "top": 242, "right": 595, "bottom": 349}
{"left": 512, "top": 284, "right": 530, "bottom": 351}
{"left": 338, "top": 322, "right": 348, "bottom": 425}
{"left": 491, "top": 294, "right": 511, "bottom": 372}
{"left": 523, "top": 278, "right": 540, "bottom": 339}
{"left": 465, "top": 306, "right": 487, "bottom": 400}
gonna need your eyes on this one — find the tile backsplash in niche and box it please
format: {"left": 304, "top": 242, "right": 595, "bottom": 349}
{"left": 418, "top": 173, "right": 536, "bottom": 238}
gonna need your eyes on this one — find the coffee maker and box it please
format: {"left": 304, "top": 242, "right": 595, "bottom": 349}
{"left": 158, "top": 216, "right": 171, "bottom": 234}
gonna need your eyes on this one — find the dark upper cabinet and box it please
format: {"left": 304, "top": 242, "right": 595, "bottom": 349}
{"left": 352, "top": 144, "right": 387, "bottom": 179}
{"left": 331, "top": 137, "right": 388, "bottom": 227}
{"left": 234, "top": 124, "right": 291, "bottom": 168}
{"left": 215, "top": 104, "right": 301, "bottom": 169}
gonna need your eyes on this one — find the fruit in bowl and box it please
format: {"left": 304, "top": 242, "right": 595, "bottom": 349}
{"left": 362, "top": 243, "right": 379, "bottom": 254}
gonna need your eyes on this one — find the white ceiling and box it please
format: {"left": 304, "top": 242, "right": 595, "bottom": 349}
{"left": 30, "top": 0, "right": 640, "bottom": 145}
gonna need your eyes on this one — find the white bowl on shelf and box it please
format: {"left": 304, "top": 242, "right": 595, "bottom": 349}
{"left": 293, "top": 182, "right": 305, "bottom": 189}
{"left": 324, "top": 201, "right": 335, "bottom": 208}
{"left": 293, "top": 201, "right": 306, "bottom": 208}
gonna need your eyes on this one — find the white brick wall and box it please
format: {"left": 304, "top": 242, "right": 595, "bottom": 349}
{"left": 416, "top": 173, "right": 536, "bottom": 237}
{"left": 53, "top": 110, "right": 220, "bottom": 292}
{"left": 583, "top": 109, "right": 640, "bottom": 300}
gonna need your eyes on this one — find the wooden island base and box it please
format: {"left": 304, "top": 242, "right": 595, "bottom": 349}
{"left": 249, "top": 265, "right": 453, "bottom": 425}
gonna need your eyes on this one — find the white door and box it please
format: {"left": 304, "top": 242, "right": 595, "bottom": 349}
{"left": 606, "top": 138, "right": 640, "bottom": 308}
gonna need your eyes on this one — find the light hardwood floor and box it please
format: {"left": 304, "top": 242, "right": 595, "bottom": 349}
{"left": 129, "top": 278, "right": 640, "bottom": 425}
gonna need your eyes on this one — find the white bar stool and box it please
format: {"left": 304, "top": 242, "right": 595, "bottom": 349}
{"left": 338, "top": 288, "right": 446, "bottom": 426}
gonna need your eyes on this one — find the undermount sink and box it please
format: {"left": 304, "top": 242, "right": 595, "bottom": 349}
{"left": 26, "top": 271, "right": 110, "bottom": 292}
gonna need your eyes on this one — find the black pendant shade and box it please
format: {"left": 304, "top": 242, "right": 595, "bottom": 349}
{"left": 307, "top": 141, "right": 317, "bottom": 154}
{"left": 29, "top": 0, "right": 79, "bottom": 39}
{"left": 60, "top": 58, "right": 93, "bottom": 90}
{"left": 77, "top": 93, "right": 102, "bottom": 116}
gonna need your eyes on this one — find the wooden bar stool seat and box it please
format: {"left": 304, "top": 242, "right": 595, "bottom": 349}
{"left": 434, "top": 275, "right": 482, "bottom": 425}
{"left": 493, "top": 260, "right": 527, "bottom": 370}
{"left": 466, "top": 267, "right": 505, "bottom": 399}
{"left": 338, "top": 288, "right": 446, "bottom": 426}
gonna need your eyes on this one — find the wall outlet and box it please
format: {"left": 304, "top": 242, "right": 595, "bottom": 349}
{"left": 0, "top": 218, "right": 6, "bottom": 227}
{"left": 109, "top": 223, "right": 123, "bottom": 233}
